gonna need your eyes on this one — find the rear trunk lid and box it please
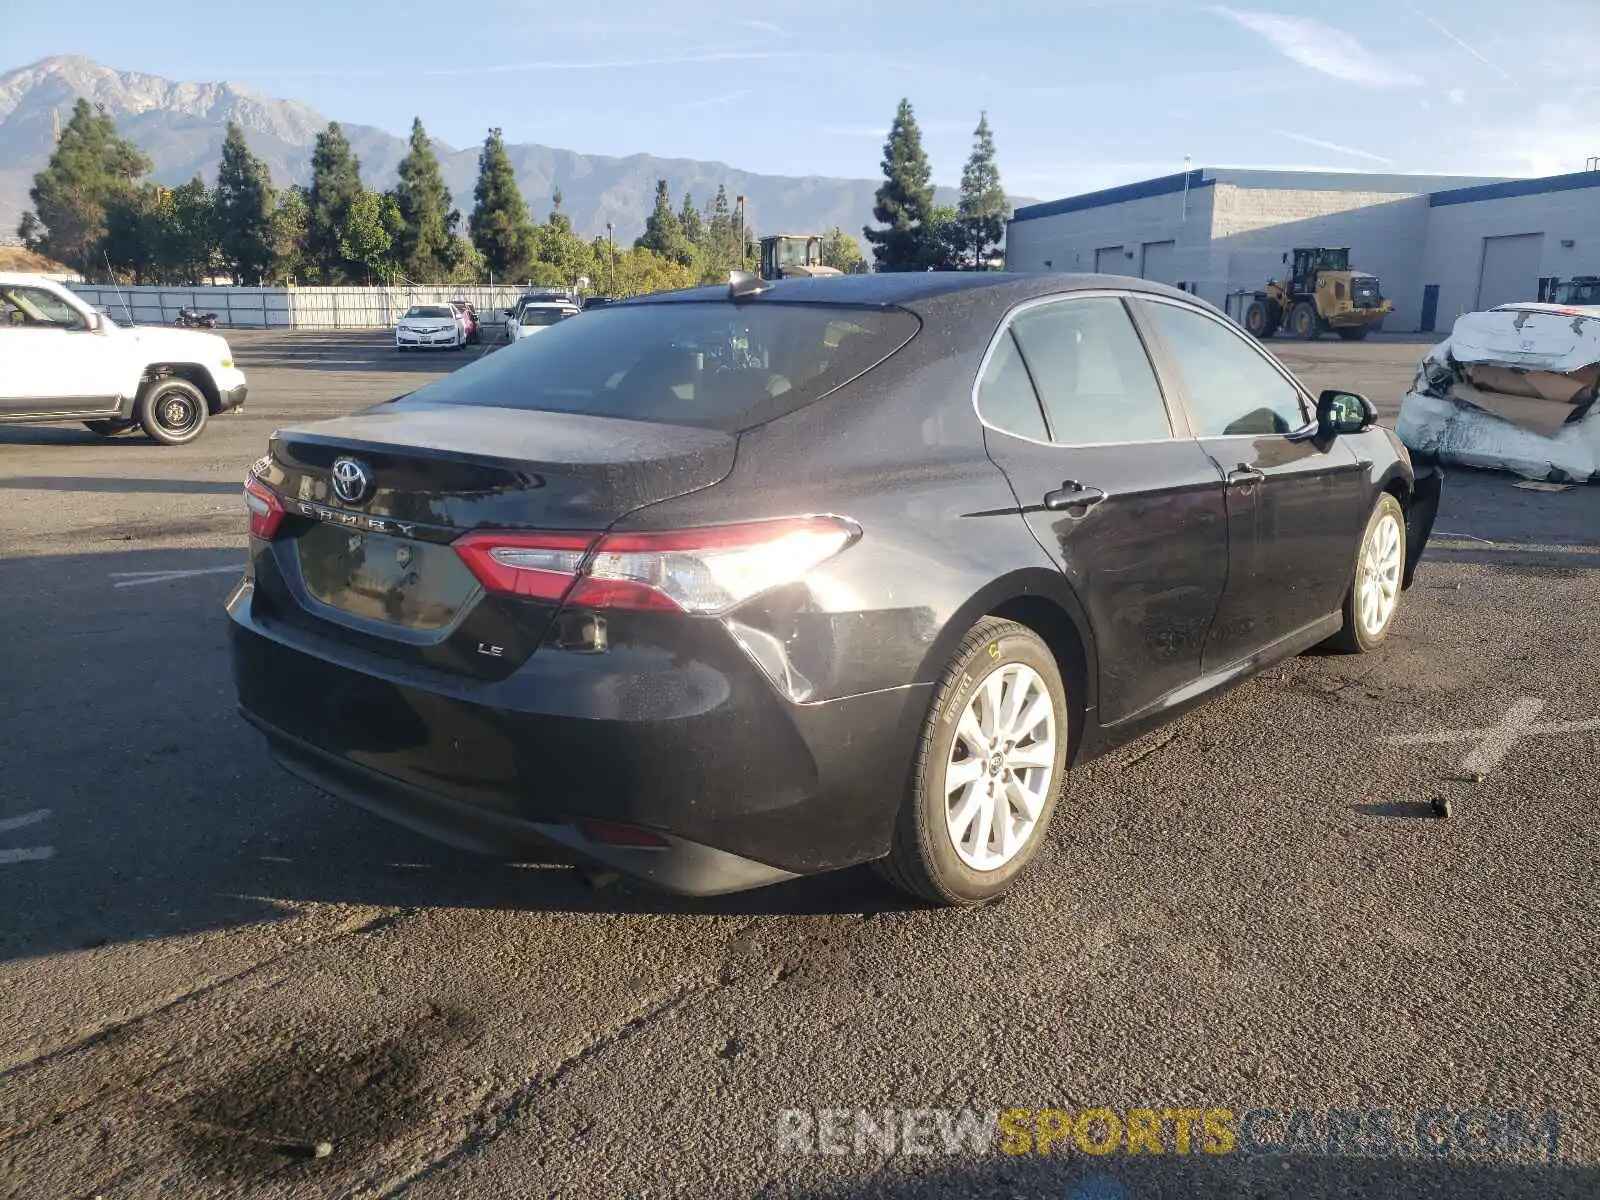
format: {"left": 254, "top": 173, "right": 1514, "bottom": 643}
{"left": 248, "top": 402, "right": 737, "bottom": 675}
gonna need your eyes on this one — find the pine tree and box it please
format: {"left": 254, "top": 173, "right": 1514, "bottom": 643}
{"left": 635, "top": 179, "right": 693, "bottom": 266}
{"left": 698, "top": 185, "right": 738, "bottom": 280}
{"left": 864, "top": 98, "right": 935, "bottom": 273}
{"left": 213, "top": 122, "right": 275, "bottom": 285}
{"left": 678, "top": 191, "right": 704, "bottom": 247}
{"left": 956, "top": 113, "right": 1008, "bottom": 270}
{"left": 392, "top": 117, "right": 455, "bottom": 283}
{"left": 468, "top": 127, "right": 533, "bottom": 279}
{"left": 308, "top": 122, "right": 363, "bottom": 282}
{"left": 19, "top": 99, "right": 150, "bottom": 278}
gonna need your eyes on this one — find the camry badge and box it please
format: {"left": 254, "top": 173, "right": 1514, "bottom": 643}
{"left": 331, "top": 457, "right": 373, "bottom": 505}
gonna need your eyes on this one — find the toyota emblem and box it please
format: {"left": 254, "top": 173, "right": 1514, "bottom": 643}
{"left": 331, "top": 457, "right": 373, "bottom": 505}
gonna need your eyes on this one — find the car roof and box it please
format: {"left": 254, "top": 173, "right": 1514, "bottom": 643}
{"left": 621, "top": 271, "right": 1208, "bottom": 313}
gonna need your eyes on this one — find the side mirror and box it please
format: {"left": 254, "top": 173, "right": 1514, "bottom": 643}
{"left": 1281, "top": 252, "right": 1289, "bottom": 264}
{"left": 1317, "top": 389, "right": 1376, "bottom": 436}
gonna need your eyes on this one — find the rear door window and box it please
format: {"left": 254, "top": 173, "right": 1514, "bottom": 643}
{"left": 402, "top": 301, "right": 921, "bottom": 430}
{"left": 975, "top": 329, "right": 1049, "bottom": 441}
{"left": 1007, "top": 296, "right": 1174, "bottom": 444}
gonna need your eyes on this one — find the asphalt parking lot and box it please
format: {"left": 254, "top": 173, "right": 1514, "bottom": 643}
{"left": 1, "top": 329, "right": 1597, "bottom": 1200}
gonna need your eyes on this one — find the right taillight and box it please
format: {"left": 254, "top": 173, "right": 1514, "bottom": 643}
{"left": 244, "top": 477, "right": 286, "bottom": 540}
{"left": 453, "top": 516, "right": 859, "bottom": 614}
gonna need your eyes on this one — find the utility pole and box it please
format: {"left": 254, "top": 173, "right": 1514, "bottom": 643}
{"left": 735, "top": 195, "right": 747, "bottom": 269}
{"left": 606, "top": 221, "right": 615, "bottom": 280}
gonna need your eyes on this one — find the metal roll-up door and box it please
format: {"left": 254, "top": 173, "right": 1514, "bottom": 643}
{"left": 1476, "top": 234, "right": 1543, "bottom": 310}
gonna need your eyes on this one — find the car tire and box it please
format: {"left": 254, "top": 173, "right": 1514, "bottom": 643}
{"left": 136, "top": 378, "right": 209, "bottom": 446}
{"left": 876, "top": 617, "right": 1069, "bottom": 906}
{"left": 1328, "top": 492, "right": 1407, "bottom": 653}
{"left": 84, "top": 420, "right": 138, "bottom": 437}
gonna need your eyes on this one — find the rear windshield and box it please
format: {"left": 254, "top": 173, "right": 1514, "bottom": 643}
{"left": 521, "top": 306, "right": 575, "bottom": 326}
{"left": 398, "top": 300, "right": 922, "bottom": 429}
{"left": 405, "top": 306, "right": 453, "bottom": 319}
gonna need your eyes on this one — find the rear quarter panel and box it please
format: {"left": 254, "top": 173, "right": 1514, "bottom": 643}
{"left": 606, "top": 311, "right": 1086, "bottom": 707}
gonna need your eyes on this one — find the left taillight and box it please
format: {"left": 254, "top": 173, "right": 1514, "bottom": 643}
{"left": 244, "top": 477, "right": 286, "bottom": 540}
{"left": 453, "top": 516, "right": 860, "bottom": 614}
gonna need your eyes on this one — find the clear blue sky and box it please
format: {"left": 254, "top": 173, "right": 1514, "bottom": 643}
{"left": 8, "top": 0, "right": 1599, "bottom": 196}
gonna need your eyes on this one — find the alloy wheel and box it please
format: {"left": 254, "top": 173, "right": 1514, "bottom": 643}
{"left": 944, "top": 662, "right": 1058, "bottom": 872}
{"left": 1358, "top": 511, "right": 1403, "bottom": 636}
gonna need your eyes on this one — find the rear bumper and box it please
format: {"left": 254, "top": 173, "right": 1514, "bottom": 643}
{"left": 227, "top": 580, "right": 928, "bottom": 891}
{"left": 244, "top": 709, "right": 797, "bottom": 895}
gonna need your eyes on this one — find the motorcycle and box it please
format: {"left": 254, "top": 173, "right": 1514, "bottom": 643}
{"left": 174, "top": 308, "right": 218, "bottom": 329}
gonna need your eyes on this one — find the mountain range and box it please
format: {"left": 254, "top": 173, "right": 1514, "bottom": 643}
{"left": 0, "top": 57, "right": 1022, "bottom": 249}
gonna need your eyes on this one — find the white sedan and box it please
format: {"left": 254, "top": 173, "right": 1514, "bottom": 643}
{"left": 507, "top": 301, "right": 579, "bottom": 344}
{"left": 396, "top": 304, "right": 465, "bottom": 351}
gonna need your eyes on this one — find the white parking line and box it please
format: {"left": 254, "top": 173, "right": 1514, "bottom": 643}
{"left": 110, "top": 566, "right": 241, "bottom": 589}
{"left": 0, "top": 808, "right": 50, "bottom": 835}
{"left": 0, "top": 847, "right": 54, "bottom": 865}
{"left": 1384, "top": 697, "right": 1600, "bottom": 776}
{"left": 0, "top": 809, "right": 53, "bottom": 865}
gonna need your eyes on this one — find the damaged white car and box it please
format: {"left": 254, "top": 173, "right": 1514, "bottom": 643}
{"left": 1396, "top": 304, "right": 1600, "bottom": 483}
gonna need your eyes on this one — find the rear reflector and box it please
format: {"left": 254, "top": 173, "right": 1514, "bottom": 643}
{"left": 578, "top": 819, "right": 671, "bottom": 849}
{"left": 452, "top": 516, "right": 858, "bottom": 614}
{"left": 453, "top": 532, "right": 596, "bottom": 601}
{"left": 244, "top": 477, "right": 286, "bottom": 540}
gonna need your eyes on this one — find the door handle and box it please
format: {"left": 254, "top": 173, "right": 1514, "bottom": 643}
{"left": 1227, "top": 463, "right": 1266, "bottom": 487}
{"left": 1043, "top": 480, "right": 1107, "bottom": 514}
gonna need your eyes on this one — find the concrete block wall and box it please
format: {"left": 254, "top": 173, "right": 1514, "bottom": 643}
{"left": 1004, "top": 185, "right": 1222, "bottom": 302}
{"left": 1211, "top": 186, "right": 1431, "bottom": 330}
{"left": 1421, "top": 183, "right": 1600, "bottom": 326}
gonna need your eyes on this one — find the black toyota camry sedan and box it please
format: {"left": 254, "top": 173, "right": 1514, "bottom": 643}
{"left": 229, "top": 272, "right": 1441, "bottom": 906}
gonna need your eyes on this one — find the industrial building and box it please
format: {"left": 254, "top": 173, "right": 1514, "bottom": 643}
{"left": 1004, "top": 167, "right": 1600, "bottom": 333}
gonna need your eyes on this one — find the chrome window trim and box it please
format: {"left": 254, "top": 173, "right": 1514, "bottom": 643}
{"left": 970, "top": 288, "right": 1190, "bottom": 449}
{"left": 1131, "top": 293, "right": 1315, "bottom": 431}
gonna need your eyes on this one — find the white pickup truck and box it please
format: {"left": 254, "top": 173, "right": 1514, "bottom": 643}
{"left": 0, "top": 272, "right": 248, "bottom": 445}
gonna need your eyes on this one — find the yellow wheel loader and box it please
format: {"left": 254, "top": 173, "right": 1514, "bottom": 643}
{"left": 759, "top": 234, "right": 844, "bottom": 281}
{"left": 1243, "top": 247, "right": 1393, "bottom": 342}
